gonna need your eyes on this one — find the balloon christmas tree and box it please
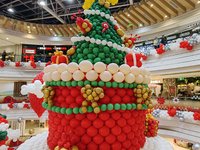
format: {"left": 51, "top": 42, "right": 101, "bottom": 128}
{"left": 68, "top": 0, "right": 128, "bottom": 66}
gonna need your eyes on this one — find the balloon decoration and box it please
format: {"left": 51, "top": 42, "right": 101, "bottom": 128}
{"left": 157, "top": 97, "right": 165, "bottom": 105}
{"left": 0, "top": 114, "right": 9, "bottom": 150}
{"left": 167, "top": 109, "right": 177, "bottom": 117}
{"left": 124, "top": 53, "right": 142, "bottom": 68}
{"left": 193, "top": 143, "right": 200, "bottom": 150}
{"left": 173, "top": 97, "right": 179, "bottom": 104}
{"left": 17, "top": 117, "right": 24, "bottom": 123}
{"left": 145, "top": 113, "right": 159, "bottom": 137}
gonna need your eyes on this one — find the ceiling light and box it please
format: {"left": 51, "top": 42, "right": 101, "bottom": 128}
{"left": 165, "top": 15, "right": 168, "bottom": 18}
{"left": 139, "top": 24, "right": 143, "bottom": 27}
{"left": 54, "top": 34, "right": 57, "bottom": 36}
{"left": 3, "top": 44, "right": 4, "bottom": 46}
{"left": 198, "top": 1, "right": 200, "bottom": 3}
{"left": 70, "top": 28, "right": 72, "bottom": 30}
{"left": 27, "top": 26, "right": 30, "bottom": 28}
{"left": 33, "top": 26, "right": 35, "bottom": 28}
{"left": 6, "top": 38, "right": 9, "bottom": 40}
{"left": 50, "top": 28, "right": 52, "bottom": 30}
{"left": 39, "top": 1, "right": 46, "bottom": 6}
{"left": 8, "top": 8, "right": 14, "bottom": 13}
{"left": 151, "top": 4, "right": 153, "bottom": 7}
{"left": 171, "top": 75, "right": 174, "bottom": 76}
{"left": 20, "top": 42, "right": 23, "bottom": 43}
{"left": 29, "top": 32, "right": 31, "bottom": 33}
{"left": 128, "top": 14, "right": 130, "bottom": 16}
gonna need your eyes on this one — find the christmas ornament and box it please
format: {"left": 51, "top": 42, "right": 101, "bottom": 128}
{"left": 173, "top": 97, "right": 180, "bottom": 104}
{"left": 157, "top": 97, "right": 165, "bottom": 104}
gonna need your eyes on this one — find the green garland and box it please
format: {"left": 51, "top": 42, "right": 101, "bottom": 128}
{"left": 45, "top": 80, "right": 148, "bottom": 88}
{"left": 42, "top": 102, "right": 148, "bottom": 115}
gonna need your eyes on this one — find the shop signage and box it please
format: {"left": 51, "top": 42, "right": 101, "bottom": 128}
{"left": 135, "top": 43, "right": 143, "bottom": 46}
{"left": 167, "top": 35, "right": 176, "bottom": 40}
{"left": 37, "top": 47, "right": 67, "bottom": 50}
{"left": 179, "top": 32, "right": 190, "bottom": 37}
{"left": 23, "top": 48, "right": 36, "bottom": 54}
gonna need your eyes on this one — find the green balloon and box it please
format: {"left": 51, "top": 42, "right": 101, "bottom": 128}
{"left": 52, "top": 106, "right": 57, "bottom": 112}
{"left": 93, "top": 47, "right": 99, "bottom": 54}
{"left": 53, "top": 81, "right": 57, "bottom": 86}
{"left": 124, "top": 83, "right": 129, "bottom": 88}
{"left": 83, "top": 48, "right": 89, "bottom": 54}
{"left": 73, "top": 107, "right": 79, "bottom": 114}
{"left": 98, "top": 53, "right": 105, "bottom": 59}
{"left": 47, "top": 106, "right": 51, "bottom": 110}
{"left": 105, "top": 82, "right": 112, "bottom": 88}
{"left": 94, "top": 57, "right": 101, "bottom": 63}
{"left": 78, "top": 81, "right": 84, "bottom": 87}
{"left": 106, "top": 34, "right": 111, "bottom": 40}
{"left": 61, "top": 108, "right": 66, "bottom": 114}
{"left": 72, "top": 81, "right": 77, "bottom": 87}
{"left": 115, "top": 59, "right": 119, "bottom": 64}
{"left": 78, "top": 58, "right": 84, "bottom": 64}
{"left": 79, "top": 108, "right": 84, "bottom": 114}
{"left": 78, "top": 53, "right": 83, "bottom": 58}
{"left": 91, "top": 81, "right": 98, "bottom": 87}
{"left": 87, "top": 106, "right": 93, "bottom": 113}
{"left": 121, "top": 104, "right": 126, "bottom": 110}
{"left": 66, "top": 108, "right": 73, "bottom": 115}
{"left": 55, "top": 107, "right": 61, "bottom": 113}
{"left": 46, "top": 81, "right": 49, "bottom": 86}
{"left": 66, "top": 81, "right": 71, "bottom": 87}
{"left": 84, "top": 80, "right": 91, "bottom": 86}
{"left": 107, "top": 104, "right": 114, "bottom": 110}
{"left": 103, "top": 46, "right": 109, "bottom": 53}
{"left": 89, "top": 43, "right": 95, "bottom": 48}
{"left": 109, "top": 53, "right": 114, "bottom": 58}
{"left": 98, "top": 81, "right": 104, "bottom": 87}
{"left": 61, "top": 81, "right": 65, "bottom": 86}
{"left": 132, "top": 103, "right": 136, "bottom": 109}
{"left": 114, "top": 104, "right": 120, "bottom": 110}
{"left": 101, "top": 104, "right": 107, "bottom": 111}
{"left": 105, "top": 58, "right": 111, "bottom": 64}
{"left": 112, "top": 82, "right": 118, "bottom": 88}
{"left": 129, "top": 83, "right": 134, "bottom": 88}
{"left": 87, "top": 54, "right": 93, "bottom": 59}
{"left": 81, "top": 43, "right": 86, "bottom": 48}
{"left": 57, "top": 81, "right": 61, "bottom": 86}
{"left": 118, "top": 83, "right": 124, "bottom": 88}
{"left": 133, "top": 83, "right": 137, "bottom": 88}
{"left": 127, "top": 104, "right": 132, "bottom": 110}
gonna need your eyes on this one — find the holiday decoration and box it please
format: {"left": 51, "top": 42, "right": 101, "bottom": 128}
{"left": 157, "top": 97, "right": 165, "bottom": 104}
{"left": 167, "top": 109, "right": 177, "bottom": 117}
{"left": 67, "top": 46, "right": 77, "bottom": 56}
{"left": 0, "top": 114, "right": 9, "bottom": 150}
{"left": 124, "top": 53, "right": 142, "bottom": 67}
{"left": 173, "top": 97, "right": 180, "bottom": 104}
{"left": 145, "top": 113, "right": 159, "bottom": 137}
{"left": 123, "top": 34, "right": 141, "bottom": 48}
{"left": 51, "top": 50, "right": 69, "bottom": 65}
{"left": 41, "top": 86, "right": 55, "bottom": 107}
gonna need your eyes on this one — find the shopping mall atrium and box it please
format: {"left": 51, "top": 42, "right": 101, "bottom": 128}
{"left": 0, "top": 0, "right": 200, "bottom": 149}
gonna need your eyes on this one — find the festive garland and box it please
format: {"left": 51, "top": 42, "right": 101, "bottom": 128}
{"left": 138, "top": 33, "right": 200, "bottom": 59}
{"left": 0, "top": 102, "right": 31, "bottom": 111}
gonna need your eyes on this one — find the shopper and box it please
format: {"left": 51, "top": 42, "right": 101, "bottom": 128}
{"left": 161, "top": 35, "right": 167, "bottom": 45}
{"left": 2, "top": 50, "right": 7, "bottom": 61}
{"left": 153, "top": 37, "right": 158, "bottom": 49}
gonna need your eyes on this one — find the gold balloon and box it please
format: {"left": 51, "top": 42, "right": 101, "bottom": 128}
{"left": 83, "top": 94, "right": 87, "bottom": 98}
{"left": 125, "top": 43, "right": 129, "bottom": 47}
{"left": 82, "top": 100, "right": 88, "bottom": 106}
{"left": 96, "top": 87, "right": 102, "bottom": 94}
{"left": 94, "top": 97, "right": 99, "bottom": 101}
{"left": 71, "top": 146, "right": 79, "bottom": 150}
{"left": 92, "top": 92, "right": 97, "bottom": 97}
{"left": 124, "top": 37, "right": 129, "bottom": 40}
{"left": 99, "top": 0, "right": 105, "bottom": 5}
{"left": 143, "top": 93, "right": 148, "bottom": 99}
{"left": 47, "top": 86, "right": 53, "bottom": 91}
{"left": 137, "top": 104, "right": 142, "bottom": 110}
{"left": 85, "top": 27, "right": 91, "bottom": 32}
{"left": 92, "top": 102, "right": 98, "bottom": 108}
{"left": 136, "top": 94, "right": 142, "bottom": 98}
{"left": 82, "top": 22, "right": 88, "bottom": 29}
{"left": 44, "top": 89, "right": 49, "bottom": 96}
{"left": 137, "top": 98, "right": 142, "bottom": 104}
{"left": 50, "top": 90, "right": 55, "bottom": 96}
{"left": 136, "top": 89, "right": 141, "bottom": 94}
{"left": 148, "top": 104, "right": 153, "bottom": 109}
{"left": 81, "top": 31, "right": 84, "bottom": 34}
{"left": 44, "top": 99, "right": 48, "bottom": 103}
{"left": 144, "top": 100, "right": 149, "bottom": 105}
{"left": 81, "top": 87, "right": 86, "bottom": 93}
{"left": 128, "top": 40, "right": 132, "bottom": 45}
{"left": 99, "top": 93, "right": 104, "bottom": 99}
{"left": 54, "top": 146, "right": 60, "bottom": 150}
{"left": 104, "top": 1, "right": 110, "bottom": 8}
{"left": 82, "top": 107, "right": 87, "bottom": 113}
{"left": 60, "top": 148, "right": 68, "bottom": 150}
{"left": 85, "top": 85, "right": 91, "bottom": 89}
{"left": 117, "top": 29, "right": 124, "bottom": 37}
{"left": 137, "top": 85, "right": 142, "bottom": 89}
{"left": 77, "top": 25, "right": 81, "bottom": 30}
{"left": 88, "top": 95, "right": 93, "bottom": 100}
{"left": 142, "top": 88, "right": 146, "bottom": 94}
{"left": 94, "top": 107, "right": 100, "bottom": 114}
{"left": 86, "top": 89, "right": 92, "bottom": 95}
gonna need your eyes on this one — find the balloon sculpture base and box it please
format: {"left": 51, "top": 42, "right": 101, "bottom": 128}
{"left": 17, "top": 132, "right": 174, "bottom": 150}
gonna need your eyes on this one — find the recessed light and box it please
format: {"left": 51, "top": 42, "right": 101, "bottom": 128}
{"left": 128, "top": 14, "right": 130, "bottom": 16}
{"left": 198, "top": 1, "right": 200, "bottom": 4}
{"left": 39, "top": 1, "right": 46, "bottom": 6}
{"left": 139, "top": 24, "right": 143, "bottom": 27}
{"left": 54, "top": 34, "right": 57, "bottom": 36}
{"left": 171, "top": 75, "right": 174, "bottom": 76}
{"left": 8, "top": 8, "right": 14, "bottom": 13}
{"left": 6, "top": 38, "right": 9, "bottom": 40}
{"left": 33, "top": 26, "right": 35, "bottom": 28}
{"left": 165, "top": 15, "right": 168, "bottom": 18}
{"left": 151, "top": 4, "right": 153, "bottom": 7}
{"left": 20, "top": 42, "right": 23, "bottom": 43}
{"left": 27, "top": 26, "right": 30, "bottom": 28}
{"left": 50, "top": 28, "right": 52, "bottom": 30}
{"left": 29, "top": 32, "right": 31, "bottom": 33}
{"left": 3, "top": 44, "right": 4, "bottom": 45}
{"left": 70, "top": 28, "right": 72, "bottom": 30}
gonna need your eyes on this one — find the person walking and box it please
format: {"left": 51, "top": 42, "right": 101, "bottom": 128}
{"left": 2, "top": 50, "right": 7, "bottom": 61}
{"left": 153, "top": 37, "right": 158, "bottom": 49}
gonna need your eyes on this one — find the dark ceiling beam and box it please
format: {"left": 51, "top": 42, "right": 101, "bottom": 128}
{"left": 0, "top": 0, "right": 19, "bottom": 8}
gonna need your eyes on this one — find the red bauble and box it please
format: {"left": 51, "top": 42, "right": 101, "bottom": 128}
{"left": 81, "top": 134, "right": 92, "bottom": 144}
{"left": 70, "top": 88, "right": 80, "bottom": 97}
{"left": 70, "top": 118, "right": 80, "bottom": 128}
{"left": 87, "top": 113, "right": 97, "bottom": 121}
{"left": 117, "top": 132, "right": 126, "bottom": 142}
{"left": 117, "top": 117, "right": 126, "bottom": 127}
{"left": 75, "top": 126, "right": 85, "bottom": 136}
{"left": 62, "top": 88, "right": 70, "bottom": 97}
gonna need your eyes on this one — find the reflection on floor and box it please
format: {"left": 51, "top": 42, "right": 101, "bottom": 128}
{"left": 25, "top": 120, "right": 48, "bottom": 136}
{"left": 163, "top": 137, "right": 189, "bottom": 150}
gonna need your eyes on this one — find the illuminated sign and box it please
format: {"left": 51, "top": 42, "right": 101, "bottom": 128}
{"left": 23, "top": 48, "right": 36, "bottom": 54}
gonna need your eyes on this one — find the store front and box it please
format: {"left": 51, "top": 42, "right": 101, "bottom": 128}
{"left": 21, "top": 44, "right": 72, "bottom": 62}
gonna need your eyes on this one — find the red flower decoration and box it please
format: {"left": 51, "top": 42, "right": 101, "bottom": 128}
{"left": 156, "top": 44, "right": 165, "bottom": 55}
{"left": 157, "top": 97, "right": 165, "bottom": 104}
{"left": 167, "top": 109, "right": 177, "bottom": 117}
{"left": 0, "top": 61, "right": 4, "bottom": 67}
{"left": 15, "top": 61, "right": 21, "bottom": 67}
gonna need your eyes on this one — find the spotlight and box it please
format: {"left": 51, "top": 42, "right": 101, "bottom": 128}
{"left": 20, "top": 42, "right": 23, "bottom": 43}
{"left": 6, "top": 38, "right": 9, "bottom": 40}
{"left": 165, "top": 15, "right": 168, "bottom": 18}
{"left": 128, "top": 14, "right": 130, "bottom": 16}
{"left": 39, "top": 0, "right": 46, "bottom": 6}
{"left": 50, "top": 28, "right": 52, "bottom": 30}
{"left": 54, "top": 34, "right": 57, "bottom": 36}
{"left": 8, "top": 8, "right": 14, "bottom": 13}
{"left": 27, "top": 26, "right": 30, "bottom": 28}
{"left": 70, "top": 28, "right": 72, "bottom": 30}
{"left": 139, "top": 24, "right": 143, "bottom": 27}
{"left": 151, "top": 4, "right": 153, "bottom": 7}
{"left": 3, "top": 44, "right": 4, "bottom": 46}
{"left": 198, "top": 1, "right": 200, "bottom": 3}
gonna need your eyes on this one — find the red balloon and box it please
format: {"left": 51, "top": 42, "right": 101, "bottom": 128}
{"left": 69, "top": 103, "right": 79, "bottom": 109}
{"left": 87, "top": 141, "right": 98, "bottom": 150}
{"left": 70, "top": 88, "right": 80, "bottom": 97}
{"left": 105, "top": 88, "right": 116, "bottom": 97}
{"left": 122, "top": 95, "right": 131, "bottom": 103}
{"left": 111, "top": 95, "right": 121, "bottom": 103}
{"left": 126, "top": 89, "right": 134, "bottom": 97}
{"left": 81, "top": 118, "right": 92, "bottom": 128}
{"left": 75, "top": 95, "right": 85, "bottom": 106}
{"left": 105, "top": 133, "right": 116, "bottom": 144}
{"left": 70, "top": 118, "right": 80, "bottom": 128}
{"left": 135, "top": 116, "right": 141, "bottom": 124}
{"left": 140, "top": 139, "right": 145, "bottom": 147}
{"left": 75, "top": 114, "right": 86, "bottom": 121}
{"left": 111, "top": 125, "right": 121, "bottom": 136}
{"left": 122, "top": 139, "right": 131, "bottom": 149}
{"left": 66, "top": 95, "right": 75, "bottom": 104}
{"left": 131, "top": 137, "right": 138, "bottom": 146}
{"left": 135, "top": 143, "right": 141, "bottom": 150}
{"left": 93, "top": 134, "right": 104, "bottom": 144}
{"left": 55, "top": 89, "right": 62, "bottom": 96}
{"left": 57, "top": 124, "right": 64, "bottom": 133}
{"left": 117, "top": 89, "right": 126, "bottom": 97}
{"left": 60, "top": 102, "right": 69, "bottom": 108}
{"left": 59, "top": 55, "right": 68, "bottom": 63}
{"left": 111, "top": 141, "right": 122, "bottom": 150}
{"left": 131, "top": 124, "right": 138, "bottom": 132}
{"left": 127, "top": 131, "right": 134, "bottom": 140}
{"left": 134, "top": 130, "right": 140, "bottom": 137}
{"left": 65, "top": 114, "right": 74, "bottom": 120}
{"left": 55, "top": 131, "right": 61, "bottom": 139}
{"left": 122, "top": 124, "right": 131, "bottom": 133}
{"left": 99, "top": 142, "right": 110, "bottom": 150}
{"left": 54, "top": 117, "right": 61, "bottom": 125}
{"left": 81, "top": 134, "right": 92, "bottom": 144}
{"left": 87, "top": 113, "right": 97, "bottom": 121}
{"left": 87, "top": 126, "right": 98, "bottom": 137}
{"left": 99, "top": 126, "right": 110, "bottom": 137}
{"left": 122, "top": 111, "right": 131, "bottom": 119}
{"left": 57, "top": 95, "right": 65, "bottom": 103}
{"left": 117, "top": 118, "right": 126, "bottom": 127}
{"left": 76, "top": 142, "right": 86, "bottom": 150}
{"left": 93, "top": 118, "right": 104, "bottom": 129}
{"left": 111, "top": 111, "right": 121, "bottom": 120}
{"left": 105, "top": 118, "right": 115, "bottom": 128}
{"left": 99, "top": 95, "right": 111, "bottom": 104}
{"left": 49, "top": 142, "right": 56, "bottom": 150}
{"left": 131, "top": 111, "right": 139, "bottom": 117}
{"left": 62, "top": 88, "right": 70, "bottom": 97}
{"left": 127, "top": 117, "right": 135, "bottom": 125}
{"left": 75, "top": 126, "right": 85, "bottom": 136}
{"left": 117, "top": 132, "right": 126, "bottom": 142}
{"left": 99, "top": 111, "right": 110, "bottom": 121}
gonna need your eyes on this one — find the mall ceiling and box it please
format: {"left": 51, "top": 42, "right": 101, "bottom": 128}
{"left": 0, "top": 0, "right": 141, "bottom": 24}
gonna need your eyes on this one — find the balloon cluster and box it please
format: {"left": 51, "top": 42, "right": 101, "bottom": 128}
{"left": 124, "top": 53, "right": 142, "bottom": 68}
{"left": 0, "top": 114, "right": 9, "bottom": 150}
{"left": 99, "top": 0, "right": 110, "bottom": 8}
{"left": 123, "top": 34, "right": 141, "bottom": 48}
{"left": 51, "top": 50, "right": 69, "bottom": 65}
{"left": 193, "top": 143, "right": 200, "bottom": 150}
{"left": 156, "top": 44, "right": 165, "bottom": 55}
{"left": 179, "top": 41, "right": 193, "bottom": 51}
{"left": 41, "top": 85, "right": 55, "bottom": 107}
{"left": 133, "top": 85, "right": 153, "bottom": 109}
{"left": 193, "top": 112, "right": 200, "bottom": 121}
{"left": 7, "top": 129, "right": 20, "bottom": 142}
{"left": 176, "top": 111, "right": 185, "bottom": 122}
{"left": 81, "top": 85, "right": 104, "bottom": 114}
{"left": 0, "top": 61, "right": 4, "bottom": 67}
{"left": 151, "top": 109, "right": 160, "bottom": 118}
{"left": 167, "top": 109, "right": 177, "bottom": 117}
{"left": 21, "top": 80, "right": 45, "bottom": 99}
{"left": 145, "top": 114, "right": 159, "bottom": 137}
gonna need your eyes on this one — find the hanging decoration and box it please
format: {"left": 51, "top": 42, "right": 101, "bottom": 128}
{"left": 173, "top": 97, "right": 180, "bottom": 104}
{"left": 157, "top": 97, "right": 165, "bottom": 104}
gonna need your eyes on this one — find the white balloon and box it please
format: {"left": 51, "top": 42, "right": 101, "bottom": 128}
{"left": 57, "top": 63, "right": 68, "bottom": 73}
{"left": 113, "top": 72, "right": 125, "bottom": 83}
{"left": 90, "top": 38, "right": 95, "bottom": 43}
{"left": 139, "top": 67, "right": 146, "bottom": 76}
{"left": 105, "top": 14, "right": 110, "bottom": 19}
{"left": 143, "top": 75, "right": 150, "bottom": 84}
{"left": 145, "top": 69, "right": 151, "bottom": 76}
{"left": 45, "top": 72, "right": 52, "bottom": 81}
{"left": 86, "top": 70, "right": 98, "bottom": 81}
{"left": 102, "top": 40, "right": 107, "bottom": 45}
{"left": 125, "top": 73, "right": 135, "bottom": 83}
{"left": 130, "top": 66, "right": 139, "bottom": 76}
{"left": 61, "top": 71, "right": 72, "bottom": 81}
{"left": 135, "top": 74, "right": 144, "bottom": 84}
{"left": 100, "top": 71, "right": 112, "bottom": 82}
{"left": 73, "top": 70, "right": 84, "bottom": 81}
{"left": 21, "top": 89, "right": 27, "bottom": 95}
{"left": 94, "top": 62, "right": 106, "bottom": 73}
{"left": 51, "top": 71, "right": 61, "bottom": 81}
{"left": 34, "top": 80, "right": 42, "bottom": 87}
{"left": 79, "top": 60, "right": 93, "bottom": 72}
{"left": 67, "top": 62, "right": 79, "bottom": 73}
{"left": 155, "top": 54, "right": 159, "bottom": 58}
{"left": 37, "top": 92, "right": 44, "bottom": 98}
{"left": 49, "top": 64, "right": 58, "bottom": 72}
{"left": 107, "top": 63, "right": 119, "bottom": 74}
{"left": 96, "top": 39, "right": 101, "bottom": 44}
{"left": 119, "top": 64, "right": 130, "bottom": 75}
